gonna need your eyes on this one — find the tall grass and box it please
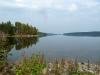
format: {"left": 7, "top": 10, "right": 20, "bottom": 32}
{"left": 0, "top": 53, "right": 100, "bottom": 75}
{"left": 14, "top": 54, "right": 46, "bottom": 75}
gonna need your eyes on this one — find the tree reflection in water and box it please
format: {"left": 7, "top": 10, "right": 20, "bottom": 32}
{"left": 15, "top": 37, "right": 38, "bottom": 50}
{"left": 0, "top": 37, "right": 39, "bottom": 66}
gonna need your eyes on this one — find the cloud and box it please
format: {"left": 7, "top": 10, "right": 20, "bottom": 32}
{"left": 67, "top": 3, "right": 78, "bottom": 12}
{"left": 0, "top": 0, "right": 100, "bottom": 33}
{"left": 15, "top": 0, "right": 28, "bottom": 8}
{"left": 16, "top": 0, "right": 23, "bottom": 3}
{"left": 15, "top": 0, "right": 100, "bottom": 12}
{"left": 0, "top": 0, "right": 100, "bottom": 12}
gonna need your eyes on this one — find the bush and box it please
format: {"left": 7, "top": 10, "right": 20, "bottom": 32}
{"left": 14, "top": 54, "right": 46, "bottom": 75}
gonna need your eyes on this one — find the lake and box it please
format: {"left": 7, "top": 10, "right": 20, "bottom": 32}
{"left": 2, "top": 35, "right": 100, "bottom": 63}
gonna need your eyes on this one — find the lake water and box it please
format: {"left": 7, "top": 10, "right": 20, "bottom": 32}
{"left": 6, "top": 35, "right": 100, "bottom": 63}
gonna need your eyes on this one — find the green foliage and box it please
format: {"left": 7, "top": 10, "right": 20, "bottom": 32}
{"left": 0, "top": 48, "right": 7, "bottom": 71}
{"left": 14, "top": 54, "right": 46, "bottom": 75}
{"left": 0, "top": 21, "right": 15, "bottom": 35}
{"left": 0, "top": 21, "right": 38, "bottom": 36}
{"left": 69, "top": 71, "right": 94, "bottom": 75}
{"left": 15, "top": 22, "right": 38, "bottom": 35}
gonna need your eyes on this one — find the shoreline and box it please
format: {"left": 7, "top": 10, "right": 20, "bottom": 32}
{"left": 0, "top": 35, "right": 39, "bottom": 37}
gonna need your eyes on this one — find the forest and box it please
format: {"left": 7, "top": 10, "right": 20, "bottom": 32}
{"left": 0, "top": 21, "right": 38, "bottom": 36}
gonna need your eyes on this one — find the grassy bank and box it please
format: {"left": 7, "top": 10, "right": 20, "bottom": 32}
{"left": 0, "top": 53, "right": 100, "bottom": 75}
{"left": 0, "top": 54, "right": 46, "bottom": 75}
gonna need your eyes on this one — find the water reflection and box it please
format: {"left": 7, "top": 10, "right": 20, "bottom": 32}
{"left": 0, "top": 37, "right": 14, "bottom": 62}
{"left": 0, "top": 37, "right": 39, "bottom": 61}
{"left": 15, "top": 37, "right": 38, "bottom": 50}
{"left": 1, "top": 35, "right": 100, "bottom": 64}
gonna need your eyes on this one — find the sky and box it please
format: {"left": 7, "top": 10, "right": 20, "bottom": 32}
{"left": 0, "top": 0, "right": 100, "bottom": 33}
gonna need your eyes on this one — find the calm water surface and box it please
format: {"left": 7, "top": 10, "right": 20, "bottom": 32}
{"left": 7, "top": 35, "right": 100, "bottom": 63}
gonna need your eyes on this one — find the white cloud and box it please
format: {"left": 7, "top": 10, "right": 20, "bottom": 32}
{"left": 30, "top": 0, "right": 79, "bottom": 12}
{"left": 67, "top": 3, "right": 78, "bottom": 12}
{"left": 15, "top": 0, "right": 25, "bottom": 7}
{"left": 16, "top": 0, "right": 23, "bottom": 3}
{"left": 0, "top": 0, "right": 100, "bottom": 12}
{"left": 76, "top": 0, "right": 99, "bottom": 8}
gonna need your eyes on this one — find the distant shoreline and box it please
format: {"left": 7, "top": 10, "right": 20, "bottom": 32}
{"left": 64, "top": 31, "right": 100, "bottom": 37}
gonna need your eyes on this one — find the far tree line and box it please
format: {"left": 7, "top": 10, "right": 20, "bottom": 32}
{"left": 0, "top": 21, "right": 38, "bottom": 36}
